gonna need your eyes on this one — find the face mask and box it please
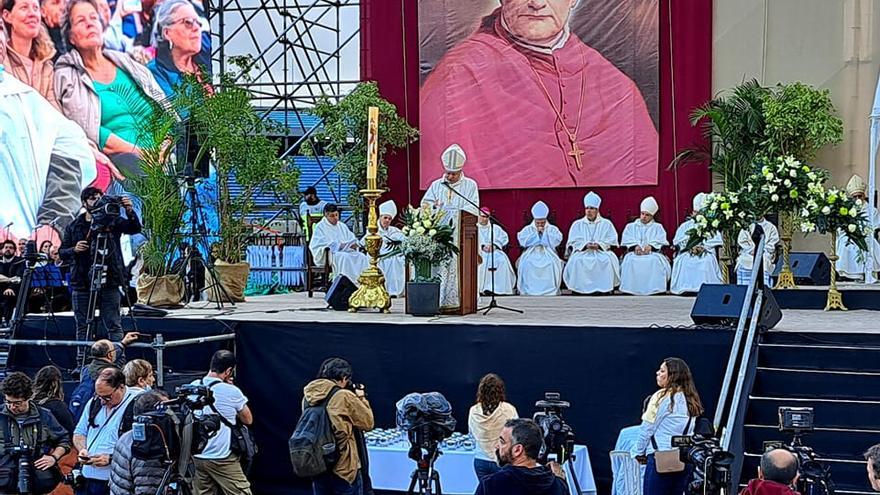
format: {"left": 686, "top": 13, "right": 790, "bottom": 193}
{"left": 143, "top": 385, "right": 152, "bottom": 392}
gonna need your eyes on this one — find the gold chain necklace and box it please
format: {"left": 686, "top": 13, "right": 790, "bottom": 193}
{"left": 524, "top": 44, "right": 589, "bottom": 170}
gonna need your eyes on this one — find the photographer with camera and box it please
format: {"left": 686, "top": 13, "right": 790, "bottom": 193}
{"left": 0, "top": 372, "right": 72, "bottom": 494}
{"left": 191, "top": 350, "right": 254, "bottom": 495}
{"left": 108, "top": 391, "right": 169, "bottom": 495}
{"left": 0, "top": 239, "right": 24, "bottom": 326}
{"left": 631, "top": 358, "right": 703, "bottom": 495}
{"left": 475, "top": 418, "right": 568, "bottom": 495}
{"left": 73, "top": 368, "right": 139, "bottom": 495}
{"left": 59, "top": 187, "right": 141, "bottom": 346}
{"left": 302, "top": 357, "right": 374, "bottom": 495}
{"left": 740, "top": 449, "right": 800, "bottom": 495}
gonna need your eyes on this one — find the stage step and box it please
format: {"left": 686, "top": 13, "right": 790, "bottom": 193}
{"left": 744, "top": 424, "right": 880, "bottom": 461}
{"left": 739, "top": 333, "right": 880, "bottom": 493}
{"left": 752, "top": 367, "right": 880, "bottom": 401}
{"left": 758, "top": 343, "right": 880, "bottom": 372}
{"left": 746, "top": 397, "right": 880, "bottom": 431}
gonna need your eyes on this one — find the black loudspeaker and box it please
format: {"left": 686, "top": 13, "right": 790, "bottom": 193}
{"left": 691, "top": 284, "right": 782, "bottom": 329}
{"left": 325, "top": 276, "right": 356, "bottom": 311}
{"left": 771, "top": 252, "right": 831, "bottom": 286}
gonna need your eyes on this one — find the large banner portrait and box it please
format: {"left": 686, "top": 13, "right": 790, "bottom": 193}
{"left": 0, "top": 0, "right": 212, "bottom": 247}
{"left": 419, "top": 0, "right": 659, "bottom": 190}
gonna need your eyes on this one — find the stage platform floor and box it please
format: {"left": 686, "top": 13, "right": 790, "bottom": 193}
{"left": 126, "top": 290, "right": 877, "bottom": 333}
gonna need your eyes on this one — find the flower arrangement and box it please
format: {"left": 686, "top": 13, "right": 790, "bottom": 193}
{"left": 686, "top": 191, "right": 758, "bottom": 251}
{"left": 386, "top": 206, "right": 459, "bottom": 282}
{"left": 746, "top": 155, "right": 829, "bottom": 214}
{"left": 801, "top": 188, "right": 870, "bottom": 251}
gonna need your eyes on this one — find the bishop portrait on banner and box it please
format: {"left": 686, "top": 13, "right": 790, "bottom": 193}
{"left": 420, "top": 4, "right": 657, "bottom": 190}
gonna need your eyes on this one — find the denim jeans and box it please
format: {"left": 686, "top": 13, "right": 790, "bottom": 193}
{"left": 644, "top": 454, "right": 691, "bottom": 495}
{"left": 312, "top": 471, "right": 363, "bottom": 495}
{"left": 76, "top": 478, "right": 109, "bottom": 495}
{"left": 72, "top": 286, "right": 123, "bottom": 342}
{"left": 474, "top": 458, "right": 500, "bottom": 481}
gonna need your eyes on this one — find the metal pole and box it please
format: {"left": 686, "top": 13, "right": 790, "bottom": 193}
{"left": 161, "top": 334, "right": 236, "bottom": 348}
{"left": 713, "top": 233, "right": 766, "bottom": 431}
{"left": 722, "top": 291, "right": 764, "bottom": 450}
{"left": 155, "top": 334, "right": 165, "bottom": 388}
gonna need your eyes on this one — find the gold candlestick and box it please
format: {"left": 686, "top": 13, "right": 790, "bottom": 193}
{"left": 774, "top": 211, "right": 797, "bottom": 289}
{"left": 348, "top": 189, "right": 391, "bottom": 313}
{"left": 825, "top": 231, "right": 847, "bottom": 311}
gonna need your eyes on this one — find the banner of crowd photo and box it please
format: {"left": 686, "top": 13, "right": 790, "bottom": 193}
{"left": 419, "top": 0, "right": 659, "bottom": 190}
{"left": 0, "top": 0, "right": 212, "bottom": 248}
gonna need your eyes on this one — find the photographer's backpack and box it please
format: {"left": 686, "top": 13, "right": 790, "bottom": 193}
{"left": 68, "top": 369, "right": 97, "bottom": 422}
{"left": 289, "top": 386, "right": 341, "bottom": 478}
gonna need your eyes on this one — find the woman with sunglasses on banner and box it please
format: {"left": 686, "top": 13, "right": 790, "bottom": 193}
{"left": 148, "top": 0, "right": 210, "bottom": 97}
{"left": 631, "top": 358, "right": 703, "bottom": 495}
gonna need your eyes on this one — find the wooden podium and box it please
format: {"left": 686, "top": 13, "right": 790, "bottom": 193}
{"left": 440, "top": 211, "right": 478, "bottom": 315}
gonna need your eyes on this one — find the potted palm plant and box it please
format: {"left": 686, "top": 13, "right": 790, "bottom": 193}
{"left": 672, "top": 80, "right": 772, "bottom": 281}
{"left": 385, "top": 206, "right": 458, "bottom": 316}
{"left": 127, "top": 93, "right": 185, "bottom": 307}
{"left": 171, "top": 60, "right": 300, "bottom": 302}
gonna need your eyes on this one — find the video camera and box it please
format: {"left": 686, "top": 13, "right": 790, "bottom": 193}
{"left": 533, "top": 392, "right": 576, "bottom": 464}
{"left": 88, "top": 195, "right": 123, "bottom": 230}
{"left": 395, "top": 392, "right": 456, "bottom": 464}
{"left": 131, "top": 384, "right": 220, "bottom": 463}
{"left": 763, "top": 407, "right": 834, "bottom": 495}
{"left": 671, "top": 419, "right": 734, "bottom": 495}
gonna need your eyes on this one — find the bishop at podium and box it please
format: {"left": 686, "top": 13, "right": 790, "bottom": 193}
{"left": 421, "top": 144, "right": 481, "bottom": 310}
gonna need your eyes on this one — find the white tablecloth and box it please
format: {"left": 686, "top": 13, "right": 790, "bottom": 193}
{"left": 368, "top": 444, "right": 596, "bottom": 494}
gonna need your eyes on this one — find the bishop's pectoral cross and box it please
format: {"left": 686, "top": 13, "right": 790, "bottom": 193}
{"left": 568, "top": 137, "right": 585, "bottom": 170}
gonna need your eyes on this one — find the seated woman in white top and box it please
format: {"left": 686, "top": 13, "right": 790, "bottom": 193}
{"left": 467, "top": 373, "right": 518, "bottom": 482}
{"left": 631, "top": 358, "right": 704, "bottom": 495}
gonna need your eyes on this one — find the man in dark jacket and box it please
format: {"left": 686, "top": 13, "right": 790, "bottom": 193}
{"left": 475, "top": 418, "right": 568, "bottom": 495}
{"left": 108, "top": 391, "right": 169, "bottom": 495}
{"left": 739, "top": 448, "right": 800, "bottom": 495}
{"left": 59, "top": 187, "right": 141, "bottom": 344}
{"left": 0, "top": 372, "right": 71, "bottom": 494}
{"left": 0, "top": 239, "right": 23, "bottom": 326}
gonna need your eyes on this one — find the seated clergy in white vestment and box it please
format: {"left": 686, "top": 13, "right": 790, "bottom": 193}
{"left": 563, "top": 192, "right": 620, "bottom": 294}
{"left": 736, "top": 217, "right": 779, "bottom": 286}
{"left": 517, "top": 201, "right": 564, "bottom": 296}
{"left": 619, "top": 196, "right": 671, "bottom": 295}
{"left": 309, "top": 203, "right": 369, "bottom": 285}
{"left": 362, "top": 200, "right": 406, "bottom": 296}
{"left": 670, "top": 193, "right": 723, "bottom": 295}
{"left": 477, "top": 207, "right": 516, "bottom": 295}
{"left": 837, "top": 174, "right": 880, "bottom": 280}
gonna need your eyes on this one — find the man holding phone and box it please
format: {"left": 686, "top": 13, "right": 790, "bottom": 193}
{"left": 72, "top": 368, "right": 138, "bottom": 495}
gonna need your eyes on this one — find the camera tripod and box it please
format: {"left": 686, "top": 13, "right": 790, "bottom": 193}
{"left": 175, "top": 166, "right": 232, "bottom": 308}
{"left": 406, "top": 447, "right": 442, "bottom": 495}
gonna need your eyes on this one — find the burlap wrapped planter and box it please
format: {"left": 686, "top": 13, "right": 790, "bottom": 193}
{"left": 207, "top": 261, "right": 250, "bottom": 303}
{"left": 136, "top": 274, "right": 184, "bottom": 308}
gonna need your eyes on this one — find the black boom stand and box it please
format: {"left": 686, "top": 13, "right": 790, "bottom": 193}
{"left": 439, "top": 182, "right": 522, "bottom": 315}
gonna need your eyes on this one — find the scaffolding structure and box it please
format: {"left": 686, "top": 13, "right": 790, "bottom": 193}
{"left": 207, "top": 0, "right": 361, "bottom": 205}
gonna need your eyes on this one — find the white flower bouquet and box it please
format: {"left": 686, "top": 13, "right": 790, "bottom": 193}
{"left": 386, "top": 205, "right": 458, "bottom": 282}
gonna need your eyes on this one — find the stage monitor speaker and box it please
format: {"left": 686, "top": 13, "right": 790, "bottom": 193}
{"left": 691, "top": 284, "right": 782, "bottom": 329}
{"left": 771, "top": 252, "right": 831, "bottom": 286}
{"left": 325, "top": 276, "right": 356, "bottom": 311}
